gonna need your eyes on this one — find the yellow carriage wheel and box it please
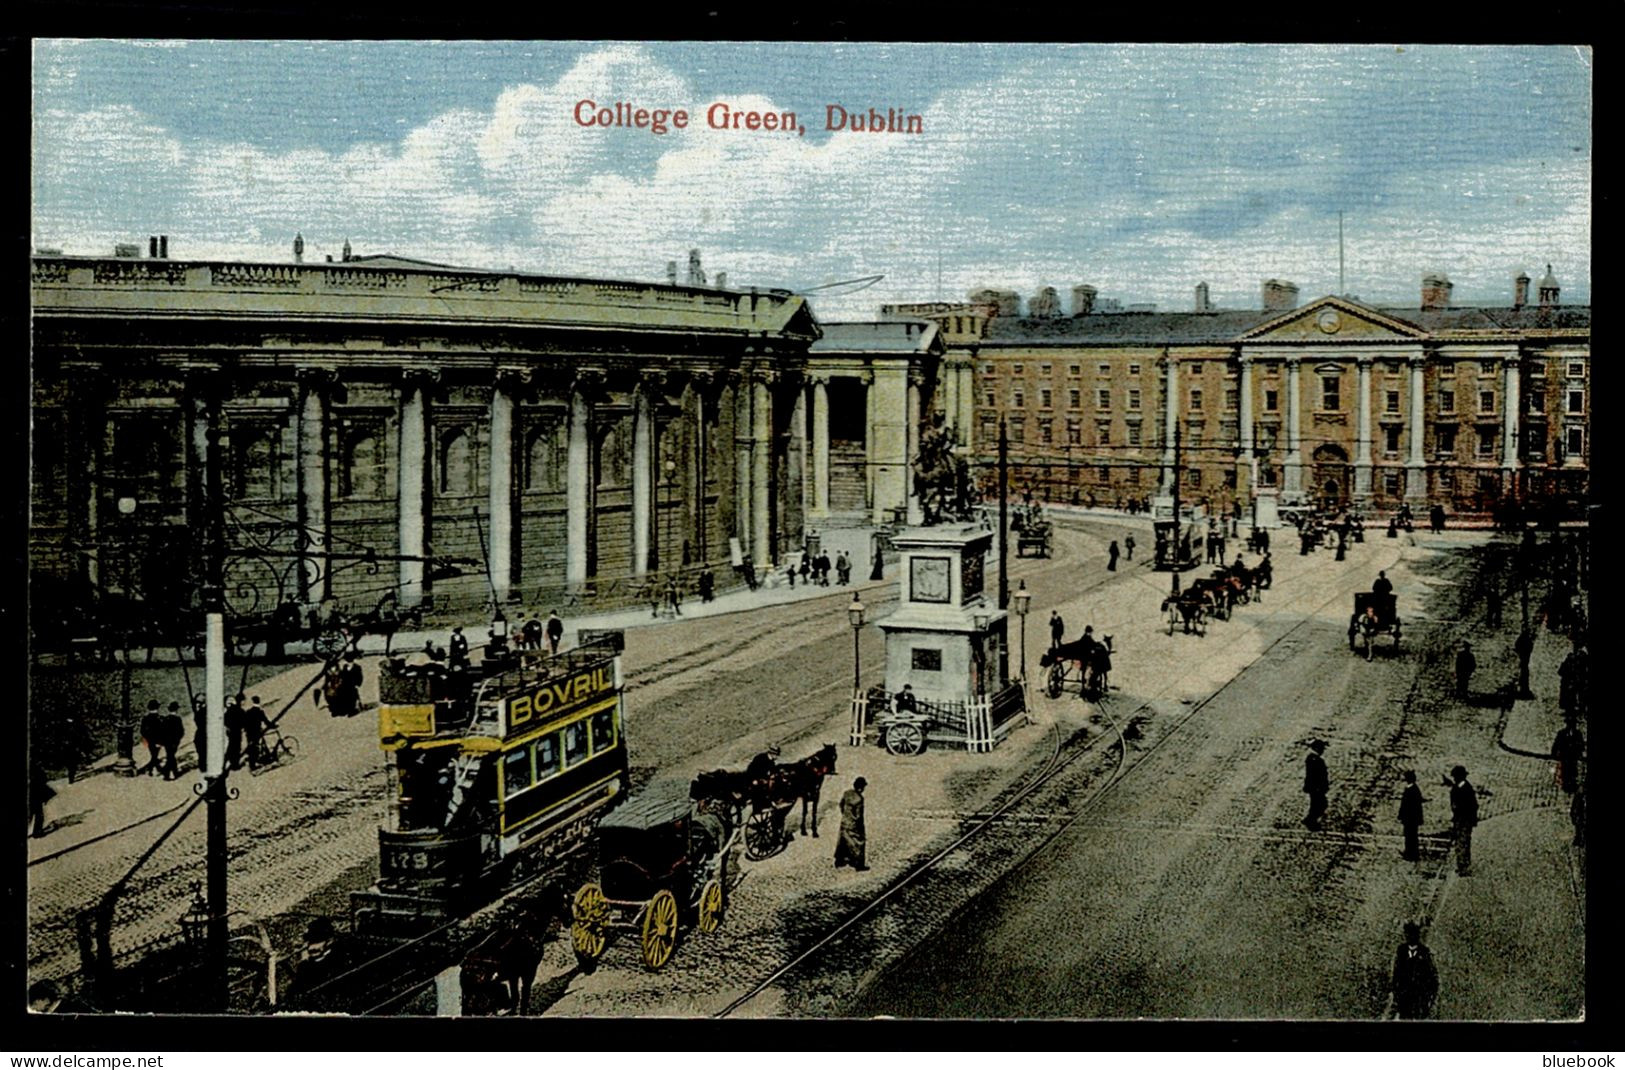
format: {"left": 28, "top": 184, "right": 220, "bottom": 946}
{"left": 571, "top": 882, "right": 609, "bottom": 964}
{"left": 640, "top": 889, "right": 679, "bottom": 970}
{"left": 697, "top": 879, "right": 724, "bottom": 934}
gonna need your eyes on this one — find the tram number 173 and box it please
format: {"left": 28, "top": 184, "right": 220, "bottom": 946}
{"left": 385, "top": 846, "right": 442, "bottom": 874}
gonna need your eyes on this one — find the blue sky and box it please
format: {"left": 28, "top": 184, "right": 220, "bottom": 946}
{"left": 32, "top": 41, "right": 1591, "bottom": 317}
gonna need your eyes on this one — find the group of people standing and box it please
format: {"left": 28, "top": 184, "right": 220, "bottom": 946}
{"left": 788, "top": 549, "right": 848, "bottom": 588}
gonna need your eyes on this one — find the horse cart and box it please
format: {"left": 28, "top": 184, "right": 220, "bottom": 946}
{"left": 1162, "top": 587, "right": 1210, "bottom": 636}
{"left": 570, "top": 778, "right": 740, "bottom": 972}
{"left": 1012, "top": 505, "right": 1053, "bottom": 559}
{"left": 1040, "top": 635, "right": 1113, "bottom": 700}
{"left": 1349, "top": 591, "right": 1402, "bottom": 660}
{"left": 690, "top": 744, "right": 839, "bottom": 858}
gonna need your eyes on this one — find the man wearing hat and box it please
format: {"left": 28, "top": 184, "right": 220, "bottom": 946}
{"left": 1446, "top": 765, "right": 1478, "bottom": 875}
{"left": 137, "top": 699, "right": 165, "bottom": 776}
{"left": 1397, "top": 770, "right": 1426, "bottom": 861}
{"left": 746, "top": 744, "right": 780, "bottom": 786}
{"left": 835, "top": 776, "right": 868, "bottom": 870}
{"left": 1391, "top": 921, "right": 1439, "bottom": 1019}
{"left": 1455, "top": 642, "right": 1476, "bottom": 701}
{"left": 1302, "top": 739, "right": 1330, "bottom": 830}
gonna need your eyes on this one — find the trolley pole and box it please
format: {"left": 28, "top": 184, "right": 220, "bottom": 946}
{"left": 998, "top": 418, "right": 1009, "bottom": 611}
{"left": 202, "top": 402, "right": 230, "bottom": 1011}
{"left": 1171, "top": 424, "right": 1183, "bottom": 597}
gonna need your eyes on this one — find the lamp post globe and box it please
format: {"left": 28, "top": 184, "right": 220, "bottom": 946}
{"left": 1013, "top": 579, "right": 1031, "bottom": 682}
{"left": 847, "top": 595, "right": 865, "bottom": 697}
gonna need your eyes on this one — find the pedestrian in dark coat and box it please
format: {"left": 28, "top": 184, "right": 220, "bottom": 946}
{"left": 1514, "top": 627, "right": 1535, "bottom": 698}
{"left": 1446, "top": 765, "right": 1478, "bottom": 875}
{"left": 157, "top": 702, "right": 184, "bottom": 779}
{"left": 1391, "top": 922, "right": 1439, "bottom": 1019}
{"left": 1551, "top": 714, "right": 1584, "bottom": 795}
{"left": 1302, "top": 739, "right": 1329, "bottom": 830}
{"left": 870, "top": 546, "right": 884, "bottom": 581}
{"left": 836, "top": 552, "right": 850, "bottom": 586}
{"left": 834, "top": 776, "right": 868, "bottom": 870}
{"left": 1558, "top": 643, "right": 1586, "bottom": 715}
{"left": 1398, "top": 770, "right": 1425, "bottom": 861}
{"left": 699, "top": 568, "right": 716, "bottom": 602}
{"left": 1430, "top": 504, "right": 1445, "bottom": 533}
{"left": 1372, "top": 571, "right": 1393, "bottom": 597}
{"left": 742, "top": 554, "right": 757, "bottom": 591}
{"left": 1455, "top": 642, "right": 1476, "bottom": 700}
{"left": 546, "top": 611, "right": 565, "bottom": 654}
{"left": 224, "top": 693, "right": 247, "bottom": 771}
{"left": 1124, "top": 533, "right": 1136, "bottom": 561}
{"left": 1049, "top": 611, "right": 1065, "bottom": 651}
{"left": 244, "top": 696, "right": 271, "bottom": 770}
{"left": 1107, "top": 541, "right": 1120, "bottom": 572}
{"left": 665, "top": 576, "right": 683, "bottom": 616}
{"left": 138, "top": 699, "right": 165, "bottom": 776}
{"left": 448, "top": 627, "right": 470, "bottom": 669}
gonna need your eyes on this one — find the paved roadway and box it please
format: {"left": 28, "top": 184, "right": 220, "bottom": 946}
{"left": 848, "top": 529, "right": 1583, "bottom": 1020}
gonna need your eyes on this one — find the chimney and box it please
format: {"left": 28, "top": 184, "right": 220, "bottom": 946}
{"left": 148, "top": 236, "right": 159, "bottom": 258}
{"left": 158, "top": 235, "right": 168, "bottom": 259}
{"left": 1261, "top": 279, "right": 1299, "bottom": 312}
{"left": 294, "top": 233, "right": 305, "bottom": 264}
{"left": 342, "top": 238, "right": 353, "bottom": 263}
{"left": 1420, "top": 273, "right": 1452, "bottom": 311}
{"left": 716, "top": 271, "right": 727, "bottom": 290}
{"left": 1030, "top": 286, "right": 1061, "bottom": 318}
{"left": 666, "top": 260, "right": 678, "bottom": 285}
{"left": 1194, "top": 282, "right": 1213, "bottom": 313}
{"left": 1538, "top": 264, "right": 1560, "bottom": 307}
{"left": 1072, "top": 285, "right": 1097, "bottom": 316}
{"left": 1513, "top": 272, "right": 1530, "bottom": 310}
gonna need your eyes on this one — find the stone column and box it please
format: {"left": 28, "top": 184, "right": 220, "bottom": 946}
{"left": 751, "top": 373, "right": 772, "bottom": 565}
{"left": 488, "top": 370, "right": 524, "bottom": 601}
{"left": 565, "top": 376, "right": 593, "bottom": 587}
{"left": 1354, "top": 356, "right": 1373, "bottom": 499}
{"left": 1284, "top": 358, "right": 1303, "bottom": 499}
{"left": 906, "top": 374, "right": 923, "bottom": 525}
{"left": 1237, "top": 354, "right": 1255, "bottom": 498}
{"left": 188, "top": 388, "right": 212, "bottom": 599}
{"left": 863, "top": 372, "right": 876, "bottom": 515}
{"left": 734, "top": 378, "right": 754, "bottom": 556}
{"left": 811, "top": 376, "right": 831, "bottom": 518}
{"left": 1161, "top": 354, "right": 1179, "bottom": 493}
{"left": 397, "top": 372, "right": 432, "bottom": 606}
{"left": 631, "top": 376, "right": 655, "bottom": 576}
{"left": 296, "top": 368, "right": 330, "bottom": 603}
{"left": 787, "top": 376, "right": 807, "bottom": 545}
{"left": 1406, "top": 353, "right": 1428, "bottom": 501}
{"left": 1502, "top": 357, "right": 1521, "bottom": 476}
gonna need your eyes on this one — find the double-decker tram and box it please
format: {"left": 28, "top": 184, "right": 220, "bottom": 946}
{"left": 352, "top": 639, "right": 631, "bottom": 931}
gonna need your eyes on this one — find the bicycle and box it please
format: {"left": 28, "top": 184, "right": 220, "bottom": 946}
{"left": 249, "top": 725, "right": 300, "bottom": 775}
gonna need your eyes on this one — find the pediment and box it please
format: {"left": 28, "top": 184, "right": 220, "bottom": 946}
{"left": 1240, "top": 297, "right": 1426, "bottom": 342}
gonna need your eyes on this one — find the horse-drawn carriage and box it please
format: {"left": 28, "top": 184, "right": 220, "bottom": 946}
{"left": 1162, "top": 586, "right": 1211, "bottom": 636}
{"left": 1040, "top": 634, "right": 1113, "bottom": 700}
{"left": 690, "top": 744, "right": 838, "bottom": 859}
{"left": 569, "top": 778, "right": 740, "bottom": 972}
{"left": 1349, "top": 591, "right": 1402, "bottom": 660}
{"left": 1012, "top": 504, "right": 1053, "bottom": 558}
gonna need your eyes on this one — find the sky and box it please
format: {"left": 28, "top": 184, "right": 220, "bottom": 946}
{"left": 32, "top": 41, "right": 1592, "bottom": 318}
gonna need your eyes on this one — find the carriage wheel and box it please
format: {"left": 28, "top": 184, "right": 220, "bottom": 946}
{"left": 884, "top": 722, "right": 927, "bottom": 756}
{"left": 1046, "top": 661, "right": 1066, "bottom": 699}
{"left": 744, "top": 808, "right": 784, "bottom": 860}
{"left": 571, "top": 882, "right": 610, "bottom": 967}
{"left": 313, "top": 629, "right": 345, "bottom": 660}
{"left": 697, "top": 879, "right": 724, "bottom": 934}
{"left": 640, "top": 889, "right": 679, "bottom": 970}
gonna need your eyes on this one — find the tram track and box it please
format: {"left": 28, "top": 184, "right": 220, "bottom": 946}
{"left": 714, "top": 566, "right": 1359, "bottom": 1018}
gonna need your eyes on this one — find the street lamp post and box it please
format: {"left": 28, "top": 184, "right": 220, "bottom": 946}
{"left": 114, "top": 495, "right": 138, "bottom": 777}
{"left": 973, "top": 608, "right": 992, "bottom": 697}
{"left": 847, "top": 594, "right": 865, "bottom": 697}
{"left": 1013, "top": 580, "right": 1031, "bottom": 682}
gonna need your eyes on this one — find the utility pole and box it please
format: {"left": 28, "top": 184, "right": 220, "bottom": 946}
{"left": 201, "top": 396, "right": 229, "bottom": 1011}
{"left": 998, "top": 417, "right": 1009, "bottom": 611}
{"left": 1171, "top": 423, "right": 1183, "bottom": 597}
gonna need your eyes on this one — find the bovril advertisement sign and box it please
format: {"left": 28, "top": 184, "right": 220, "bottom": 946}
{"left": 504, "top": 661, "right": 619, "bottom": 731}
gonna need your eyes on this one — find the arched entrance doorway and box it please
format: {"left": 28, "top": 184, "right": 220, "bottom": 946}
{"left": 1312, "top": 443, "right": 1351, "bottom": 510}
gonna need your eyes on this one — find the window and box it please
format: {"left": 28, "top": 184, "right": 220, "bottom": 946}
{"left": 1479, "top": 391, "right": 1496, "bottom": 414}
{"left": 1567, "top": 389, "right": 1585, "bottom": 414}
{"left": 563, "top": 719, "right": 590, "bottom": 767}
{"left": 1040, "top": 388, "right": 1052, "bottom": 409}
{"left": 1258, "top": 427, "right": 1277, "bottom": 451}
{"left": 1189, "top": 388, "right": 1203, "bottom": 410}
{"left": 1128, "top": 363, "right": 1141, "bottom": 375}
{"left": 1187, "top": 469, "right": 1202, "bottom": 488}
{"left": 591, "top": 707, "right": 616, "bottom": 754}
{"left": 1066, "top": 419, "right": 1081, "bottom": 445}
{"left": 1526, "top": 432, "right": 1546, "bottom": 463}
{"left": 1098, "top": 389, "right": 1112, "bottom": 409}
{"left": 439, "top": 426, "right": 476, "bottom": 494}
{"left": 341, "top": 430, "right": 386, "bottom": 499}
{"left": 1040, "top": 363, "right": 1052, "bottom": 375}
{"left": 1528, "top": 392, "right": 1545, "bottom": 414}
{"left": 1126, "top": 468, "right": 1140, "bottom": 485}
{"left": 1439, "top": 390, "right": 1455, "bottom": 414}
{"left": 1567, "top": 361, "right": 1586, "bottom": 379}
{"left": 1259, "top": 463, "right": 1278, "bottom": 487}
{"left": 1224, "top": 388, "right": 1238, "bottom": 411}
{"left": 1565, "top": 425, "right": 1584, "bottom": 457}
{"left": 1009, "top": 419, "right": 1025, "bottom": 443}
{"left": 1385, "top": 390, "right": 1400, "bottom": 414}
{"left": 1440, "top": 470, "right": 1455, "bottom": 491}
{"left": 1320, "top": 376, "right": 1340, "bottom": 411}
{"left": 1128, "top": 388, "right": 1142, "bottom": 411}
{"left": 1480, "top": 361, "right": 1497, "bottom": 376}
{"left": 1384, "top": 426, "right": 1402, "bottom": 455}
{"left": 1264, "top": 389, "right": 1279, "bottom": 413}
{"left": 1068, "top": 364, "right": 1081, "bottom": 376}
{"left": 1098, "top": 363, "right": 1112, "bottom": 375}
{"left": 234, "top": 428, "right": 280, "bottom": 501}
{"left": 1477, "top": 428, "right": 1497, "bottom": 457}
{"left": 1097, "top": 421, "right": 1112, "bottom": 446}
{"left": 1012, "top": 390, "right": 1025, "bottom": 408}
{"left": 1127, "top": 423, "right": 1142, "bottom": 446}
{"left": 1385, "top": 361, "right": 1403, "bottom": 374}
{"left": 1069, "top": 389, "right": 1081, "bottom": 409}
{"left": 1012, "top": 364, "right": 1025, "bottom": 375}
{"left": 1098, "top": 465, "right": 1111, "bottom": 483}
{"left": 1436, "top": 425, "right": 1457, "bottom": 456}
{"left": 1039, "top": 419, "right": 1053, "bottom": 444}
{"left": 1384, "top": 471, "right": 1402, "bottom": 496}
{"left": 911, "top": 648, "right": 943, "bottom": 671}
{"left": 981, "top": 362, "right": 995, "bottom": 376}
{"left": 526, "top": 422, "right": 566, "bottom": 493}
{"left": 503, "top": 747, "right": 533, "bottom": 794}
{"left": 1186, "top": 425, "right": 1204, "bottom": 448}
{"left": 1223, "top": 470, "right": 1237, "bottom": 489}
{"left": 535, "top": 733, "right": 560, "bottom": 779}
{"left": 1189, "top": 363, "right": 1203, "bottom": 375}
{"left": 980, "top": 416, "right": 997, "bottom": 444}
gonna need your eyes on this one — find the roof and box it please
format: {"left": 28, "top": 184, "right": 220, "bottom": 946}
{"left": 598, "top": 778, "right": 691, "bottom": 832}
{"left": 810, "top": 319, "right": 943, "bottom": 355}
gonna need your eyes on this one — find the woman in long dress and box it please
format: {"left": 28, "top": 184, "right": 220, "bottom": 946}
{"left": 834, "top": 776, "right": 868, "bottom": 870}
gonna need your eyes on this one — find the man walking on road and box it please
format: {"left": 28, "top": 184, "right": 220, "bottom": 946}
{"left": 1398, "top": 770, "right": 1425, "bottom": 861}
{"left": 1447, "top": 765, "right": 1478, "bottom": 875}
{"left": 1124, "top": 533, "right": 1135, "bottom": 561}
{"left": 1455, "top": 642, "right": 1476, "bottom": 701}
{"left": 1302, "top": 739, "right": 1330, "bottom": 830}
{"left": 1049, "top": 611, "right": 1065, "bottom": 651}
{"left": 834, "top": 776, "right": 868, "bottom": 871}
{"left": 546, "top": 611, "right": 564, "bottom": 655}
{"left": 1552, "top": 713, "right": 1584, "bottom": 795}
{"left": 1108, "top": 540, "right": 1120, "bottom": 572}
{"left": 1514, "top": 627, "right": 1535, "bottom": 698}
{"left": 1391, "top": 921, "right": 1439, "bottom": 1019}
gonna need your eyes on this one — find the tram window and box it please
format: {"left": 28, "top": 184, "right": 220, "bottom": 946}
{"left": 591, "top": 708, "right": 617, "bottom": 754}
{"left": 535, "top": 733, "right": 560, "bottom": 779}
{"left": 503, "top": 747, "right": 533, "bottom": 793}
{"left": 563, "top": 720, "right": 589, "bottom": 766}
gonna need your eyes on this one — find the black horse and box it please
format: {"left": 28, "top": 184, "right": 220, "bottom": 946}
{"left": 1040, "top": 635, "right": 1113, "bottom": 697}
{"left": 697, "top": 743, "right": 838, "bottom": 859}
